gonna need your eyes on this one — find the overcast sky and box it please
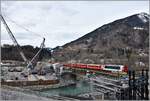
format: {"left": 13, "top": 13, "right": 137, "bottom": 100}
{"left": 1, "top": 1, "right": 149, "bottom": 48}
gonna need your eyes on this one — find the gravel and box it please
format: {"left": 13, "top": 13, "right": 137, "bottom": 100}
{"left": 0, "top": 87, "right": 50, "bottom": 100}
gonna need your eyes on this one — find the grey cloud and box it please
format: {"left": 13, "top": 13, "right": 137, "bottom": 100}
{"left": 58, "top": 6, "right": 79, "bottom": 16}
{"left": 59, "top": 32, "right": 79, "bottom": 40}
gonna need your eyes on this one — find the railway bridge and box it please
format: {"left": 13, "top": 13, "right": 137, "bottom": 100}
{"left": 52, "top": 63, "right": 149, "bottom": 100}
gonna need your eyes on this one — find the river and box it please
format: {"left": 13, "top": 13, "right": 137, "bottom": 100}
{"left": 39, "top": 80, "right": 91, "bottom": 97}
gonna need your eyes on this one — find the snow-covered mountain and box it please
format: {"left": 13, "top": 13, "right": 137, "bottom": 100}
{"left": 137, "top": 12, "right": 150, "bottom": 23}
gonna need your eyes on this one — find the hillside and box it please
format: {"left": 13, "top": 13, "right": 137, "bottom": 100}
{"left": 52, "top": 12, "right": 149, "bottom": 68}
{"left": 1, "top": 44, "right": 51, "bottom": 62}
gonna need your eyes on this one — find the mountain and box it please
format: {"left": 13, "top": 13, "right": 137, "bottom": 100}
{"left": 52, "top": 12, "right": 149, "bottom": 67}
{"left": 62, "top": 12, "right": 149, "bottom": 49}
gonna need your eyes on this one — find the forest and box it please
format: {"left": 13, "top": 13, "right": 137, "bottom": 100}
{"left": 1, "top": 44, "right": 51, "bottom": 61}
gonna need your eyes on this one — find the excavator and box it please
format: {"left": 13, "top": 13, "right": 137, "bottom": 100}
{"left": 0, "top": 14, "right": 45, "bottom": 76}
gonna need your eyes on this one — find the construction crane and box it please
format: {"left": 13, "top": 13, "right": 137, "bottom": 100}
{"left": 0, "top": 14, "right": 45, "bottom": 71}
{"left": 0, "top": 14, "right": 28, "bottom": 63}
{"left": 27, "top": 37, "right": 45, "bottom": 69}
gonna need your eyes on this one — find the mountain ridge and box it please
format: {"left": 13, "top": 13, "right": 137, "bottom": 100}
{"left": 52, "top": 12, "right": 149, "bottom": 67}
{"left": 61, "top": 12, "right": 149, "bottom": 48}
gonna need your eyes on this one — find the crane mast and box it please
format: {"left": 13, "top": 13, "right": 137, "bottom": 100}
{"left": 0, "top": 15, "right": 28, "bottom": 62}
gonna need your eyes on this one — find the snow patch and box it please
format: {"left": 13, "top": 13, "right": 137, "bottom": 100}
{"left": 137, "top": 12, "right": 149, "bottom": 23}
{"left": 86, "top": 38, "right": 93, "bottom": 43}
{"left": 133, "top": 27, "right": 144, "bottom": 30}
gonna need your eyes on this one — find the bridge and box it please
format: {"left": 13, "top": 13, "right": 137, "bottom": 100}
{"left": 52, "top": 63, "right": 149, "bottom": 100}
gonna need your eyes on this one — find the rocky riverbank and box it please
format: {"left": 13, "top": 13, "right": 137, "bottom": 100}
{"left": 1, "top": 86, "right": 51, "bottom": 100}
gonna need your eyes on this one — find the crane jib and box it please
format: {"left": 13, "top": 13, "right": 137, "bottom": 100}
{"left": 0, "top": 14, "right": 28, "bottom": 62}
{"left": 1, "top": 14, "right": 46, "bottom": 71}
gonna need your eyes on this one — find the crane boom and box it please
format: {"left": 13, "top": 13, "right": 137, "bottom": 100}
{"left": 1, "top": 14, "right": 46, "bottom": 74}
{"left": 27, "top": 38, "right": 45, "bottom": 69}
{"left": 30, "top": 38, "right": 45, "bottom": 64}
{"left": 0, "top": 15, "right": 28, "bottom": 62}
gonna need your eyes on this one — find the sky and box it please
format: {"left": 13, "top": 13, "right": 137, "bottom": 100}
{"left": 1, "top": 1, "right": 149, "bottom": 48}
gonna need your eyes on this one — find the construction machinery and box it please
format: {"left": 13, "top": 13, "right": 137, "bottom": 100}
{"left": 0, "top": 14, "right": 45, "bottom": 74}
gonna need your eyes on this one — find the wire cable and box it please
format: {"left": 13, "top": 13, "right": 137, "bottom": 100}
{"left": 2, "top": 14, "right": 43, "bottom": 38}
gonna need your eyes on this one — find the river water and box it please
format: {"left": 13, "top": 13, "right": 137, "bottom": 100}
{"left": 39, "top": 80, "right": 91, "bottom": 97}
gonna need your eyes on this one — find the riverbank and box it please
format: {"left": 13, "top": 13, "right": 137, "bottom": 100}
{"left": 22, "top": 80, "right": 76, "bottom": 90}
{"left": 1, "top": 86, "right": 50, "bottom": 100}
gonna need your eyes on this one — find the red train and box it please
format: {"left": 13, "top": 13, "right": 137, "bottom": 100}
{"left": 63, "top": 63, "right": 128, "bottom": 73}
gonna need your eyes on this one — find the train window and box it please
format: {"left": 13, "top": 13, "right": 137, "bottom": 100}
{"left": 105, "top": 66, "right": 120, "bottom": 70}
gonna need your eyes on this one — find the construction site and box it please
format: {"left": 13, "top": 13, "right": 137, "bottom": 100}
{"left": 1, "top": 14, "right": 149, "bottom": 100}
